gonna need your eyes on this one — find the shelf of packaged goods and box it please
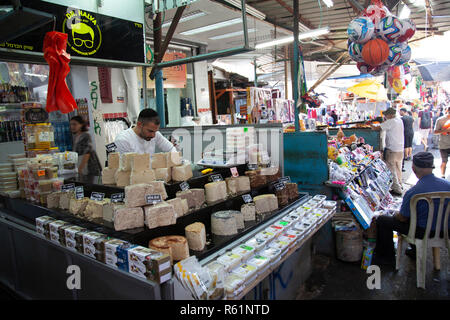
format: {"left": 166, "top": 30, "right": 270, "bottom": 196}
{"left": 228, "top": 210, "right": 336, "bottom": 300}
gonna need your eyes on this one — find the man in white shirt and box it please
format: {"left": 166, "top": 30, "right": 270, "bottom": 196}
{"left": 114, "top": 109, "right": 176, "bottom": 154}
{"left": 373, "top": 107, "right": 405, "bottom": 195}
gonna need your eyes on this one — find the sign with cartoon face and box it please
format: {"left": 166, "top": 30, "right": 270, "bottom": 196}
{"left": 0, "top": 0, "right": 145, "bottom": 64}
{"left": 63, "top": 9, "right": 102, "bottom": 56}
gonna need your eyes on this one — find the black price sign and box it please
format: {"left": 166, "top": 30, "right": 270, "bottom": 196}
{"left": 279, "top": 176, "right": 291, "bottom": 184}
{"left": 62, "top": 183, "right": 75, "bottom": 192}
{"left": 180, "top": 182, "right": 190, "bottom": 191}
{"left": 242, "top": 194, "right": 253, "bottom": 203}
{"left": 274, "top": 182, "right": 286, "bottom": 191}
{"left": 75, "top": 186, "right": 84, "bottom": 200}
{"left": 90, "top": 192, "right": 105, "bottom": 201}
{"left": 146, "top": 194, "right": 162, "bottom": 205}
{"left": 106, "top": 142, "right": 117, "bottom": 153}
{"left": 210, "top": 174, "right": 223, "bottom": 182}
{"left": 111, "top": 193, "right": 124, "bottom": 203}
{"left": 247, "top": 163, "right": 258, "bottom": 171}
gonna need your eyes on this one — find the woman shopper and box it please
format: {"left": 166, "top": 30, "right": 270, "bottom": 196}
{"left": 70, "top": 116, "right": 102, "bottom": 182}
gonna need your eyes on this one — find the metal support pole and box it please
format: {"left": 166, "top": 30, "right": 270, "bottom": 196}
{"left": 142, "top": 66, "right": 148, "bottom": 109}
{"left": 156, "top": 70, "right": 165, "bottom": 127}
{"left": 254, "top": 57, "right": 257, "bottom": 87}
{"left": 293, "top": 0, "right": 300, "bottom": 132}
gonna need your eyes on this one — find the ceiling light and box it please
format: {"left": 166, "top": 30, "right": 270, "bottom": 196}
{"left": 322, "top": 0, "right": 334, "bottom": 8}
{"left": 223, "top": 0, "right": 266, "bottom": 20}
{"left": 399, "top": 4, "right": 410, "bottom": 19}
{"left": 24, "top": 72, "right": 47, "bottom": 78}
{"left": 411, "top": 0, "right": 425, "bottom": 7}
{"left": 255, "top": 27, "right": 330, "bottom": 49}
{"left": 209, "top": 28, "right": 256, "bottom": 40}
{"left": 162, "top": 10, "right": 207, "bottom": 28}
{"left": 180, "top": 18, "right": 242, "bottom": 36}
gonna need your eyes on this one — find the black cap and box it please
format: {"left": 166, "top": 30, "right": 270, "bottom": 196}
{"left": 413, "top": 152, "right": 435, "bottom": 169}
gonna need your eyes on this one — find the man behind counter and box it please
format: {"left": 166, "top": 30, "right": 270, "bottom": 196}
{"left": 114, "top": 109, "right": 176, "bottom": 154}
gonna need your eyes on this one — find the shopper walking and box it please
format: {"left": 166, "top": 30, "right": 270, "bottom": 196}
{"left": 372, "top": 108, "right": 404, "bottom": 195}
{"left": 70, "top": 116, "right": 102, "bottom": 182}
{"left": 434, "top": 106, "right": 450, "bottom": 179}
{"left": 418, "top": 104, "right": 433, "bottom": 151}
{"left": 400, "top": 108, "right": 414, "bottom": 161}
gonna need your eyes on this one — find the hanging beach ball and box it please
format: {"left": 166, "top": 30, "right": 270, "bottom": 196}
{"left": 397, "top": 18, "right": 416, "bottom": 43}
{"left": 357, "top": 62, "right": 375, "bottom": 74}
{"left": 376, "top": 16, "right": 404, "bottom": 43}
{"left": 364, "top": 4, "right": 389, "bottom": 26}
{"left": 348, "top": 42, "right": 365, "bottom": 62}
{"left": 362, "top": 38, "right": 389, "bottom": 66}
{"left": 396, "top": 45, "right": 411, "bottom": 65}
{"left": 347, "top": 17, "right": 375, "bottom": 44}
{"left": 382, "top": 43, "right": 403, "bottom": 66}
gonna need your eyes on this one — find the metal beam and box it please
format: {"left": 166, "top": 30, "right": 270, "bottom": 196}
{"left": 308, "top": 52, "right": 349, "bottom": 93}
{"left": 293, "top": 0, "right": 300, "bottom": 132}
{"left": 150, "top": 5, "right": 186, "bottom": 80}
{"left": 346, "top": 0, "right": 364, "bottom": 14}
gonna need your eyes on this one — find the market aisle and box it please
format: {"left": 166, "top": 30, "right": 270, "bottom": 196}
{"left": 296, "top": 146, "right": 449, "bottom": 300}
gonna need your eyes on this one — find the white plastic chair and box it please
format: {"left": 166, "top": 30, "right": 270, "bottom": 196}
{"left": 395, "top": 192, "right": 450, "bottom": 289}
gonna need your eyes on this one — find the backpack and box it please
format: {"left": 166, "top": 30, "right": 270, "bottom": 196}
{"left": 420, "top": 111, "right": 431, "bottom": 129}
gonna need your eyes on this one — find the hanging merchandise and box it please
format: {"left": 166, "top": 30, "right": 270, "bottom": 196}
{"left": 43, "top": 32, "right": 78, "bottom": 114}
{"left": 297, "top": 46, "right": 308, "bottom": 114}
{"left": 347, "top": 0, "right": 416, "bottom": 75}
{"left": 98, "top": 67, "right": 113, "bottom": 103}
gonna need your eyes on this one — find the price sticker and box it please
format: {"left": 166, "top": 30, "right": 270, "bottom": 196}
{"left": 247, "top": 163, "right": 258, "bottom": 171}
{"left": 230, "top": 167, "right": 239, "bottom": 177}
{"left": 210, "top": 174, "right": 223, "bottom": 182}
{"left": 111, "top": 193, "right": 124, "bottom": 203}
{"left": 61, "top": 183, "right": 75, "bottom": 192}
{"left": 75, "top": 186, "right": 84, "bottom": 200}
{"left": 273, "top": 182, "right": 286, "bottom": 191}
{"left": 37, "top": 170, "right": 45, "bottom": 177}
{"left": 279, "top": 176, "right": 291, "bottom": 184}
{"left": 106, "top": 142, "right": 117, "bottom": 153}
{"left": 180, "top": 181, "right": 190, "bottom": 191}
{"left": 242, "top": 194, "right": 253, "bottom": 203}
{"left": 146, "top": 194, "right": 162, "bottom": 205}
{"left": 90, "top": 192, "right": 105, "bottom": 201}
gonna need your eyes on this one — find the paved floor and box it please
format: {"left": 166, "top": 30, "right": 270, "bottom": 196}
{"left": 296, "top": 144, "right": 450, "bottom": 300}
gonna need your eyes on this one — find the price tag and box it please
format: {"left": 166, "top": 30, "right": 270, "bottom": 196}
{"left": 210, "top": 174, "right": 223, "bottom": 182}
{"left": 105, "top": 142, "right": 117, "bottom": 153}
{"left": 146, "top": 194, "right": 162, "bottom": 205}
{"left": 90, "top": 192, "right": 105, "bottom": 201}
{"left": 242, "top": 194, "right": 253, "bottom": 203}
{"left": 75, "top": 186, "right": 84, "bottom": 200}
{"left": 230, "top": 167, "right": 239, "bottom": 177}
{"left": 247, "top": 163, "right": 258, "bottom": 171}
{"left": 279, "top": 176, "right": 291, "bottom": 184}
{"left": 37, "top": 170, "right": 45, "bottom": 177}
{"left": 111, "top": 193, "right": 124, "bottom": 203}
{"left": 61, "top": 183, "right": 75, "bottom": 192}
{"left": 180, "top": 181, "right": 190, "bottom": 191}
{"left": 273, "top": 182, "right": 286, "bottom": 191}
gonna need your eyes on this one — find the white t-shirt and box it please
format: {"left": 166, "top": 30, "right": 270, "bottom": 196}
{"left": 380, "top": 117, "right": 404, "bottom": 152}
{"left": 114, "top": 128, "right": 176, "bottom": 154}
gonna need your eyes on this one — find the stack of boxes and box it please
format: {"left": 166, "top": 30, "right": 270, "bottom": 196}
{"left": 35, "top": 215, "right": 172, "bottom": 284}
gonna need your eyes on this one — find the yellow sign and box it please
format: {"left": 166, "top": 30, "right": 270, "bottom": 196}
{"left": 62, "top": 9, "right": 102, "bottom": 56}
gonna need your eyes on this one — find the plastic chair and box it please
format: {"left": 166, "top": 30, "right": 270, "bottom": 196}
{"left": 395, "top": 192, "right": 450, "bottom": 289}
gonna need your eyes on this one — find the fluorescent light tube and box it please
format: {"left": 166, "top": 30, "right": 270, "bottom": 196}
{"left": 162, "top": 10, "right": 207, "bottom": 28}
{"left": 399, "top": 5, "right": 410, "bottom": 19}
{"left": 223, "top": 0, "right": 266, "bottom": 20}
{"left": 209, "top": 28, "right": 256, "bottom": 40}
{"left": 323, "top": 0, "right": 334, "bottom": 7}
{"left": 24, "top": 73, "right": 47, "bottom": 78}
{"left": 255, "top": 27, "right": 329, "bottom": 49}
{"left": 180, "top": 18, "right": 243, "bottom": 35}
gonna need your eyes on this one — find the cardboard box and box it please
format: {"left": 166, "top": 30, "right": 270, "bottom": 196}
{"left": 104, "top": 238, "right": 130, "bottom": 269}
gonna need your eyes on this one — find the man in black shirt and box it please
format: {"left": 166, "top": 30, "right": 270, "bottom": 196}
{"left": 400, "top": 108, "right": 414, "bottom": 162}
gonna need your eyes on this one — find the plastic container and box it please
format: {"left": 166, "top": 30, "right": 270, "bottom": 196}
{"left": 217, "top": 252, "right": 242, "bottom": 272}
{"left": 322, "top": 200, "right": 337, "bottom": 209}
{"left": 224, "top": 274, "right": 245, "bottom": 298}
{"left": 266, "top": 225, "right": 284, "bottom": 237}
{"left": 231, "top": 244, "right": 255, "bottom": 261}
{"left": 244, "top": 237, "right": 267, "bottom": 251}
{"left": 247, "top": 254, "right": 270, "bottom": 275}
{"left": 38, "top": 180, "right": 54, "bottom": 193}
{"left": 269, "top": 239, "right": 290, "bottom": 253}
{"left": 231, "top": 263, "right": 258, "bottom": 285}
{"left": 259, "top": 247, "right": 282, "bottom": 266}
{"left": 255, "top": 230, "right": 276, "bottom": 243}
{"left": 279, "top": 233, "right": 297, "bottom": 248}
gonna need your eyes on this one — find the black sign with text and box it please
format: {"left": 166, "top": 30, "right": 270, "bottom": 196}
{"left": 106, "top": 142, "right": 117, "bottom": 153}
{"left": 62, "top": 183, "right": 75, "bottom": 192}
{"left": 146, "top": 194, "right": 162, "bottom": 205}
{"left": 111, "top": 193, "right": 124, "bottom": 203}
{"left": 179, "top": 182, "right": 190, "bottom": 191}
{"left": 0, "top": 0, "right": 145, "bottom": 63}
{"left": 75, "top": 186, "right": 84, "bottom": 200}
{"left": 90, "top": 192, "right": 105, "bottom": 201}
{"left": 242, "top": 194, "right": 253, "bottom": 203}
{"left": 210, "top": 174, "right": 223, "bottom": 182}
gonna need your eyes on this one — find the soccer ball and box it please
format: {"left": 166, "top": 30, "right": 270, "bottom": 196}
{"left": 377, "top": 16, "right": 403, "bottom": 43}
{"left": 397, "top": 18, "right": 416, "bottom": 43}
{"left": 383, "top": 43, "right": 403, "bottom": 66}
{"left": 348, "top": 17, "right": 375, "bottom": 44}
{"left": 396, "top": 45, "right": 411, "bottom": 65}
{"left": 364, "top": 4, "right": 389, "bottom": 26}
{"left": 357, "top": 62, "right": 375, "bottom": 74}
{"left": 348, "top": 42, "right": 364, "bottom": 62}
